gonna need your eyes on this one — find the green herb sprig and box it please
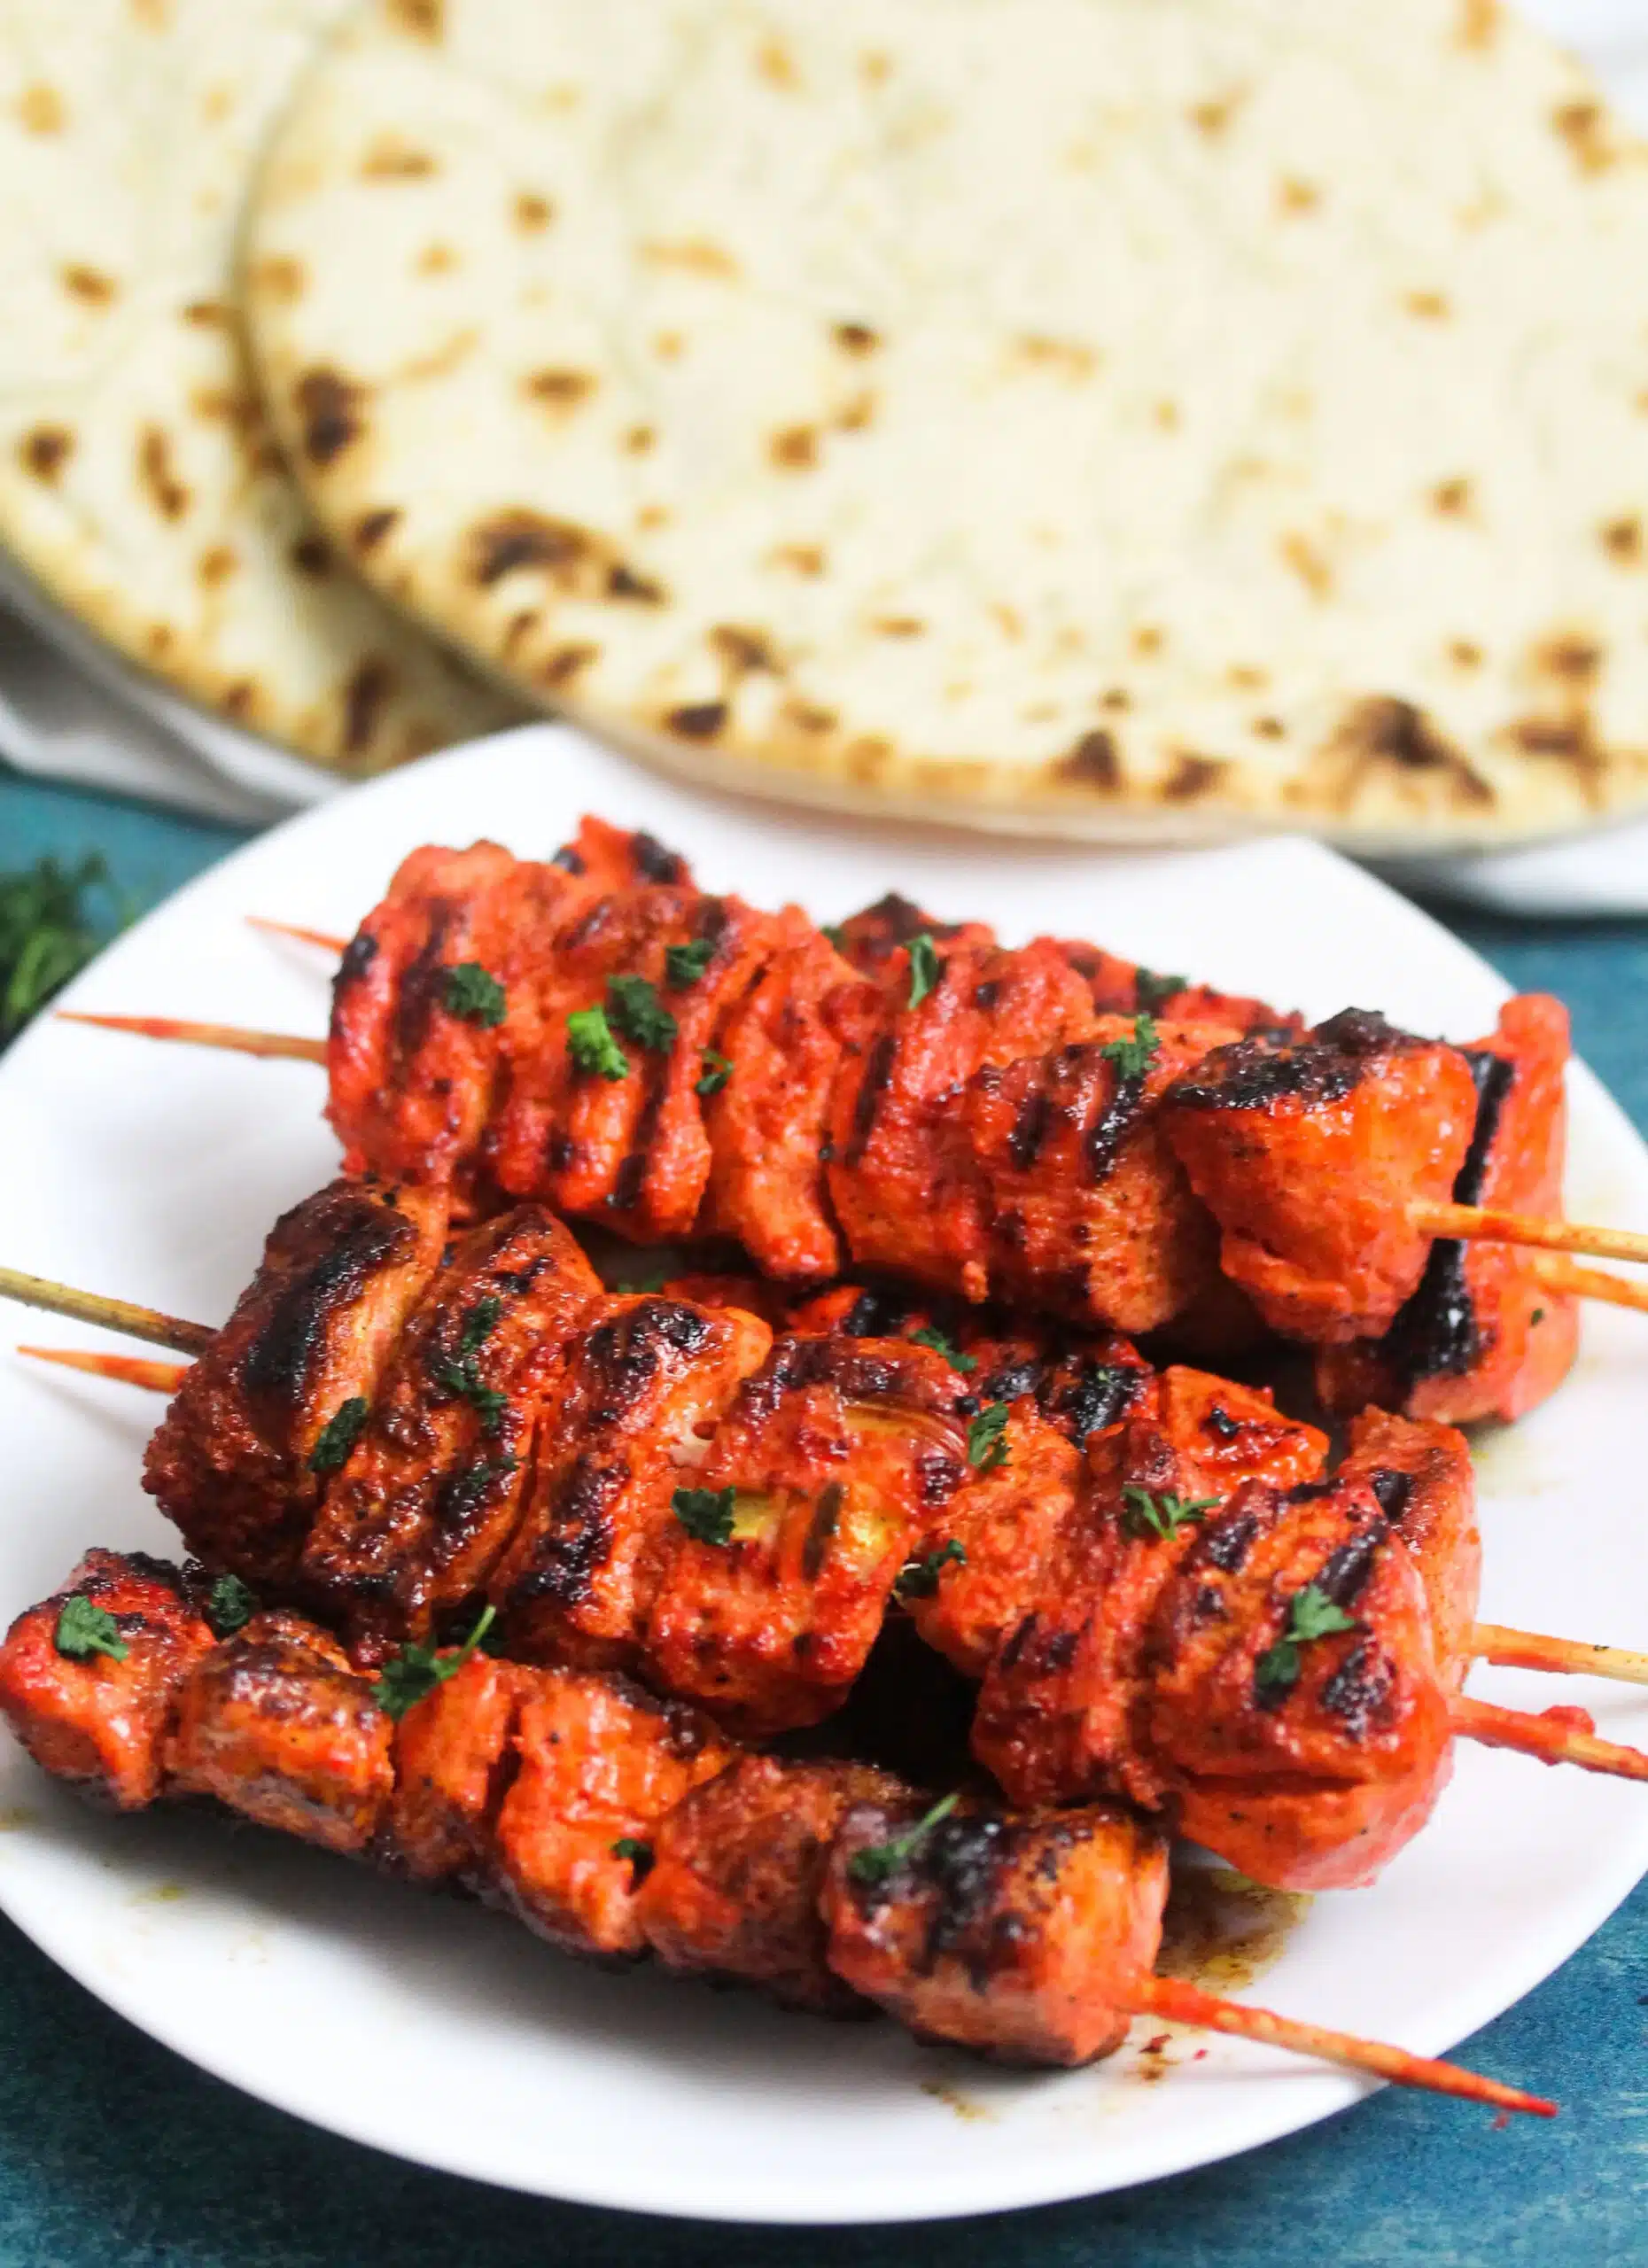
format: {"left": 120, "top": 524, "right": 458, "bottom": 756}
{"left": 205, "top": 1573, "right": 256, "bottom": 1636}
{"left": 895, "top": 1541, "right": 967, "bottom": 1599}
{"left": 1255, "top": 1584, "right": 1359, "bottom": 1698}
{"left": 54, "top": 1594, "right": 128, "bottom": 1664}
{"left": 1121, "top": 1487, "right": 1220, "bottom": 1542}
{"left": 696, "top": 1049, "right": 732, "bottom": 1098}
{"left": 1, "top": 855, "right": 123, "bottom": 1045}
{"left": 442, "top": 961, "right": 507, "bottom": 1028}
{"left": 672, "top": 1485, "right": 737, "bottom": 1546}
{"left": 906, "top": 934, "right": 941, "bottom": 1009}
{"left": 309, "top": 1395, "right": 369, "bottom": 1475}
{"left": 665, "top": 939, "right": 715, "bottom": 990}
{"left": 1133, "top": 968, "right": 1187, "bottom": 1014}
{"left": 430, "top": 1297, "right": 509, "bottom": 1434}
{"left": 374, "top": 1604, "right": 497, "bottom": 1721}
{"left": 566, "top": 1005, "right": 629, "bottom": 1080}
{"left": 607, "top": 974, "right": 678, "bottom": 1052}
{"left": 908, "top": 1326, "right": 976, "bottom": 1374}
{"left": 848, "top": 1792, "right": 960, "bottom": 1886}
{"left": 1100, "top": 1012, "right": 1160, "bottom": 1083}
{"left": 967, "top": 1402, "right": 1011, "bottom": 1472}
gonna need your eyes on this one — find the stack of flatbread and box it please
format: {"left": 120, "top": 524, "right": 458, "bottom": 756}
{"left": 7, "top": 0, "right": 1648, "bottom": 848}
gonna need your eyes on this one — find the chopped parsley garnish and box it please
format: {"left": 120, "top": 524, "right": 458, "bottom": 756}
{"left": 1100, "top": 1012, "right": 1160, "bottom": 1083}
{"left": 822, "top": 923, "right": 849, "bottom": 954}
{"left": 665, "top": 938, "right": 715, "bottom": 989}
{"left": 431, "top": 1299, "right": 509, "bottom": 1434}
{"left": 205, "top": 1573, "right": 256, "bottom": 1636}
{"left": 610, "top": 1837, "right": 654, "bottom": 1879}
{"left": 1, "top": 853, "right": 124, "bottom": 1045}
{"left": 566, "top": 1005, "right": 630, "bottom": 1080}
{"left": 54, "top": 1594, "right": 129, "bottom": 1664}
{"left": 896, "top": 1541, "right": 967, "bottom": 1599}
{"left": 1134, "top": 967, "right": 1187, "bottom": 1013}
{"left": 442, "top": 961, "right": 507, "bottom": 1028}
{"left": 696, "top": 1048, "right": 732, "bottom": 1098}
{"left": 374, "top": 1604, "right": 497, "bottom": 1721}
{"left": 607, "top": 973, "right": 678, "bottom": 1052}
{"left": 308, "top": 1395, "right": 369, "bottom": 1474}
{"left": 672, "top": 1485, "right": 737, "bottom": 1546}
{"left": 1530, "top": 1307, "right": 1545, "bottom": 1326}
{"left": 1121, "top": 1487, "right": 1220, "bottom": 1542}
{"left": 848, "top": 1792, "right": 960, "bottom": 1886}
{"left": 908, "top": 1326, "right": 976, "bottom": 1373}
{"left": 1255, "top": 1583, "right": 1359, "bottom": 1698}
{"left": 967, "top": 1402, "right": 1011, "bottom": 1472}
{"left": 906, "top": 933, "right": 941, "bottom": 1009}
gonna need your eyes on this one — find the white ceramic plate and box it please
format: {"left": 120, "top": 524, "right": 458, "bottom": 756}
{"left": 1, "top": 722, "right": 1646, "bottom": 2224}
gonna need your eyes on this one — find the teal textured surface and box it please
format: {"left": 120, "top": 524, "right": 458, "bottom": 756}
{"left": 0, "top": 762, "right": 1644, "bottom": 2267}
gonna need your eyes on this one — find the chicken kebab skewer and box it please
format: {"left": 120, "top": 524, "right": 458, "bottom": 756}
{"left": 58, "top": 816, "right": 1648, "bottom": 1427}
{"left": 0, "top": 1547, "right": 1551, "bottom": 2112}
{"left": 6, "top": 1180, "right": 1648, "bottom": 1903}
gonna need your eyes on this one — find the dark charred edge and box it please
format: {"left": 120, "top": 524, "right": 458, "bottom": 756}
{"left": 1378, "top": 1048, "right": 1515, "bottom": 1390}
{"left": 1086, "top": 1068, "right": 1145, "bottom": 1181}
{"left": 330, "top": 928, "right": 379, "bottom": 1020}
{"left": 1044, "top": 1360, "right": 1143, "bottom": 1443}
{"left": 1313, "top": 1517, "right": 1391, "bottom": 1612}
{"left": 509, "top": 1457, "right": 625, "bottom": 1606}
{"left": 1165, "top": 1008, "right": 1411, "bottom": 1115}
{"left": 1007, "top": 1084, "right": 1052, "bottom": 1173}
{"left": 839, "top": 893, "right": 968, "bottom": 960}
{"left": 1367, "top": 1467, "right": 1414, "bottom": 1522}
{"left": 579, "top": 1302, "right": 703, "bottom": 1424}
{"left": 550, "top": 843, "right": 586, "bottom": 875}
{"left": 391, "top": 901, "right": 457, "bottom": 1064}
{"left": 241, "top": 1202, "right": 414, "bottom": 1408}
{"left": 629, "top": 831, "right": 685, "bottom": 884}
{"left": 1198, "top": 1507, "right": 1263, "bottom": 1573}
{"left": 1319, "top": 1641, "right": 1399, "bottom": 1739}
{"left": 844, "top": 1032, "right": 897, "bottom": 1167}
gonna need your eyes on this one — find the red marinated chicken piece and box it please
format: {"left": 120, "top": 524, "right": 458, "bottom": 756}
{"left": 823, "top": 1796, "right": 1170, "bottom": 2064}
{"left": 167, "top": 1610, "right": 395, "bottom": 1854}
{"left": 1314, "top": 997, "right": 1580, "bottom": 1424}
{"left": 1339, "top": 1409, "right": 1480, "bottom": 1691}
{"left": 647, "top": 1335, "right": 967, "bottom": 1734}
{"left": 389, "top": 1652, "right": 536, "bottom": 1885}
{"left": 143, "top": 1178, "right": 448, "bottom": 1586}
{"left": 1162, "top": 1010, "right": 1480, "bottom": 1343}
{"left": 490, "top": 1293, "right": 771, "bottom": 1670}
{"left": 490, "top": 1670, "right": 732, "bottom": 1958}
{"left": 636, "top": 1753, "right": 903, "bottom": 2014}
{"left": 0, "top": 1551, "right": 218, "bottom": 1809}
{"left": 827, "top": 893, "right": 995, "bottom": 980}
{"left": 299, "top": 1206, "right": 601, "bottom": 1658}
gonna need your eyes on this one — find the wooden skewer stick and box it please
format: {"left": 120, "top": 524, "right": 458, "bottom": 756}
{"left": 0, "top": 1266, "right": 214, "bottom": 1356}
{"left": 246, "top": 917, "right": 349, "bottom": 953}
{"left": 1527, "top": 1252, "right": 1648, "bottom": 1317}
{"left": 1133, "top": 1975, "right": 1553, "bottom": 2117}
{"left": 51, "top": 1014, "right": 1648, "bottom": 1274}
{"left": 1471, "top": 1624, "right": 1648, "bottom": 1688}
{"left": 17, "top": 1345, "right": 190, "bottom": 1393}
{"left": 55, "top": 1012, "right": 327, "bottom": 1064}
{"left": 1412, "top": 1199, "right": 1648, "bottom": 1270}
{"left": 1451, "top": 1694, "right": 1648, "bottom": 1782}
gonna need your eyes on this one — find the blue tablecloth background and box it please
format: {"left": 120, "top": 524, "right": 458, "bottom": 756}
{"left": 2, "top": 764, "right": 1645, "bottom": 2268}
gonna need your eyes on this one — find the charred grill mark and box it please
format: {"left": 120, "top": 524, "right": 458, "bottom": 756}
{"left": 1087, "top": 1071, "right": 1144, "bottom": 1180}
{"left": 393, "top": 904, "right": 457, "bottom": 1061}
{"left": 630, "top": 832, "right": 684, "bottom": 884}
{"left": 563, "top": 896, "right": 618, "bottom": 952}
{"left": 998, "top": 1612, "right": 1037, "bottom": 1672}
{"left": 1167, "top": 1010, "right": 1404, "bottom": 1114}
{"left": 1200, "top": 1509, "right": 1261, "bottom": 1573}
{"left": 550, "top": 843, "right": 586, "bottom": 875}
{"left": 842, "top": 1288, "right": 909, "bottom": 1337}
{"left": 331, "top": 928, "right": 378, "bottom": 1006}
{"left": 980, "top": 1359, "right": 1044, "bottom": 1405}
{"left": 435, "top": 1456, "right": 516, "bottom": 1536}
{"left": 1381, "top": 1049, "right": 1514, "bottom": 1388}
{"left": 921, "top": 1814, "right": 1013, "bottom": 1969}
{"left": 610, "top": 1068, "right": 669, "bottom": 1217}
{"left": 610, "top": 1153, "right": 646, "bottom": 1214}
{"left": 1368, "top": 1467, "right": 1414, "bottom": 1521}
{"left": 1314, "top": 1521, "right": 1389, "bottom": 1612}
{"left": 1320, "top": 1641, "right": 1396, "bottom": 1738}
{"left": 1007, "top": 1086, "right": 1052, "bottom": 1172}
{"left": 242, "top": 1214, "right": 408, "bottom": 1408}
{"left": 514, "top": 1459, "right": 623, "bottom": 1604}
{"left": 1046, "top": 1361, "right": 1142, "bottom": 1441}
{"left": 845, "top": 1033, "right": 897, "bottom": 1167}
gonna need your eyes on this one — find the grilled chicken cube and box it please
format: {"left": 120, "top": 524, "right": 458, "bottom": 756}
{"left": 166, "top": 1611, "right": 394, "bottom": 1854}
{"left": 487, "top": 885, "right": 776, "bottom": 1243}
{"left": 646, "top": 1337, "right": 966, "bottom": 1734}
{"left": 490, "top": 1671, "right": 732, "bottom": 1958}
{"left": 823, "top": 1797, "right": 1170, "bottom": 2065}
{"left": 144, "top": 1177, "right": 447, "bottom": 1586}
{"left": 699, "top": 910, "right": 855, "bottom": 1280}
{"left": 299, "top": 1207, "right": 601, "bottom": 1657}
{"left": 1162, "top": 1010, "right": 1479, "bottom": 1343}
{"left": 636, "top": 1754, "right": 903, "bottom": 2013}
{"left": 387, "top": 1652, "right": 535, "bottom": 1885}
{"left": 1339, "top": 1409, "right": 1480, "bottom": 1692}
{"left": 0, "top": 1550, "right": 218, "bottom": 1809}
{"left": 491, "top": 1295, "right": 772, "bottom": 1669}
{"left": 1145, "top": 1473, "right": 1454, "bottom": 1891}
{"left": 826, "top": 939, "right": 1098, "bottom": 1307}
{"left": 955, "top": 1015, "right": 1238, "bottom": 1332}
{"left": 1315, "top": 996, "right": 1580, "bottom": 1424}
{"left": 973, "top": 1371, "right": 1327, "bottom": 1810}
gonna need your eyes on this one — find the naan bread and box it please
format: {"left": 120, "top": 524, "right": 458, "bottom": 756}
{"left": 244, "top": 0, "right": 1648, "bottom": 844}
{"left": 0, "top": 0, "right": 518, "bottom": 773}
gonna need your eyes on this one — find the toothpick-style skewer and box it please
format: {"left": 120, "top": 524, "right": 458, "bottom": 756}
{"left": 246, "top": 917, "right": 348, "bottom": 953}
{"left": 18, "top": 1346, "right": 190, "bottom": 1393}
{"left": 1450, "top": 1695, "right": 1648, "bottom": 1782}
{"left": 56, "top": 1015, "right": 1648, "bottom": 1274}
{"left": 1528, "top": 1252, "right": 1648, "bottom": 1318}
{"left": 1471, "top": 1626, "right": 1648, "bottom": 1689}
{"left": 0, "top": 1266, "right": 214, "bottom": 1356}
{"left": 1133, "top": 1976, "right": 1554, "bottom": 2116}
